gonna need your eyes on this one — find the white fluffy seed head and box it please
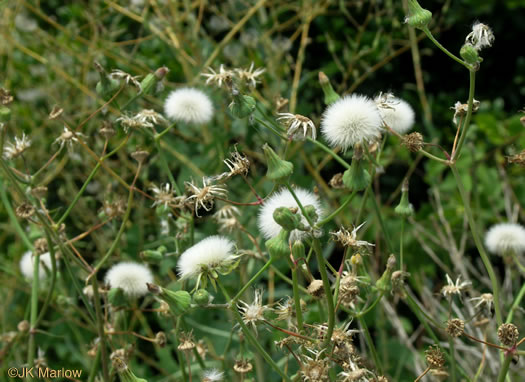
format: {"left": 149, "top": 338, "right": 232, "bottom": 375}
{"left": 164, "top": 87, "right": 213, "bottom": 124}
{"left": 177, "top": 236, "right": 235, "bottom": 279}
{"left": 376, "top": 96, "right": 415, "bottom": 134}
{"left": 257, "top": 187, "right": 322, "bottom": 240}
{"left": 20, "top": 251, "right": 53, "bottom": 280}
{"left": 104, "top": 262, "right": 153, "bottom": 297}
{"left": 485, "top": 223, "right": 525, "bottom": 256}
{"left": 321, "top": 94, "right": 382, "bottom": 150}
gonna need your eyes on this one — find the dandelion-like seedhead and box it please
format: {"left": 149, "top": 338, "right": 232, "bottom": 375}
{"left": 20, "top": 251, "right": 53, "bottom": 280}
{"left": 485, "top": 222, "right": 525, "bottom": 256}
{"left": 164, "top": 87, "right": 213, "bottom": 124}
{"left": 177, "top": 236, "right": 237, "bottom": 282}
{"left": 104, "top": 262, "right": 153, "bottom": 297}
{"left": 277, "top": 113, "right": 317, "bottom": 140}
{"left": 441, "top": 274, "right": 471, "bottom": 298}
{"left": 201, "top": 369, "right": 224, "bottom": 382}
{"left": 321, "top": 94, "right": 382, "bottom": 151}
{"left": 375, "top": 93, "right": 415, "bottom": 134}
{"left": 257, "top": 187, "right": 322, "bottom": 240}
{"left": 237, "top": 289, "right": 268, "bottom": 332}
{"left": 465, "top": 22, "right": 495, "bottom": 51}
{"left": 3, "top": 133, "right": 31, "bottom": 160}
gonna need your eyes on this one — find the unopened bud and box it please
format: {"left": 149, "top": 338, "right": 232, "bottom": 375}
{"left": 319, "top": 72, "right": 340, "bottom": 105}
{"left": 262, "top": 143, "right": 293, "bottom": 183}
{"left": 406, "top": 0, "right": 432, "bottom": 30}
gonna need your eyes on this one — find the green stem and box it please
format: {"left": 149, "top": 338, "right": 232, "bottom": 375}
{"left": 449, "top": 337, "right": 457, "bottom": 382}
{"left": 34, "top": 230, "right": 57, "bottom": 327}
{"left": 217, "top": 280, "right": 291, "bottom": 382}
{"left": 450, "top": 164, "right": 503, "bottom": 325}
{"left": 231, "top": 258, "right": 274, "bottom": 302}
{"left": 0, "top": 177, "right": 33, "bottom": 249}
{"left": 87, "top": 346, "right": 101, "bottom": 382}
{"left": 316, "top": 189, "right": 358, "bottom": 227}
{"left": 312, "top": 239, "right": 335, "bottom": 349}
{"left": 288, "top": 259, "right": 304, "bottom": 332}
{"left": 356, "top": 292, "right": 384, "bottom": 318}
{"left": 90, "top": 178, "right": 135, "bottom": 277}
{"left": 506, "top": 282, "right": 525, "bottom": 323}
{"left": 27, "top": 251, "right": 40, "bottom": 381}
{"left": 369, "top": 188, "right": 395, "bottom": 254}
{"left": 496, "top": 353, "right": 513, "bottom": 382}
{"left": 423, "top": 28, "right": 470, "bottom": 69}
{"left": 358, "top": 316, "right": 383, "bottom": 374}
{"left": 154, "top": 138, "right": 182, "bottom": 195}
{"left": 452, "top": 70, "right": 476, "bottom": 160}
{"left": 306, "top": 137, "right": 351, "bottom": 169}
{"left": 91, "top": 277, "right": 110, "bottom": 382}
{"left": 400, "top": 219, "right": 405, "bottom": 271}
{"left": 154, "top": 122, "right": 176, "bottom": 140}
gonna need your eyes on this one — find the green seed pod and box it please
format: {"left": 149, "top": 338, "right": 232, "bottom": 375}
{"left": 229, "top": 93, "right": 256, "bottom": 118}
{"left": 303, "top": 205, "right": 319, "bottom": 224}
{"left": 273, "top": 207, "right": 301, "bottom": 231}
{"left": 263, "top": 143, "right": 293, "bottom": 183}
{"left": 375, "top": 254, "right": 397, "bottom": 293}
{"left": 140, "top": 250, "right": 164, "bottom": 264}
{"left": 395, "top": 180, "right": 414, "bottom": 217}
{"left": 265, "top": 229, "right": 290, "bottom": 260}
{"left": 460, "top": 44, "right": 480, "bottom": 65}
{"left": 291, "top": 240, "right": 306, "bottom": 260}
{"left": 158, "top": 288, "right": 191, "bottom": 315}
{"left": 193, "top": 289, "right": 210, "bottom": 306}
{"left": 406, "top": 0, "right": 432, "bottom": 30}
{"left": 342, "top": 157, "right": 370, "bottom": 191}
{"left": 318, "top": 72, "right": 340, "bottom": 105}
{"left": 108, "top": 288, "right": 128, "bottom": 307}
{"left": 0, "top": 106, "right": 11, "bottom": 123}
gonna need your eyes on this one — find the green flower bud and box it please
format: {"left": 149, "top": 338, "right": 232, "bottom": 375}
{"left": 0, "top": 106, "right": 11, "bottom": 123}
{"left": 263, "top": 143, "right": 293, "bottom": 183}
{"left": 113, "top": 357, "right": 148, "bottom": 382}
{"left": 342, "top": 147, "right": 370, "bottom": 191}
{"left": 96, "top": 76, "right": 120, "bottom": 98}
{"left": 140, "top": 250, "right": 164, "bottom": 264}
{"left": 291, "top": 240, "right": 305, "bottom": 260}
{"left": 140, "top": 67, "right": 168, "bottom": 95}
{"left": 148, "top": 284, "right": 191, "bottom": 315}
{"left": 406, "top": 0, "right": 432, "bottom": 30}
{"left": 375, "top": 254, "right": 397, "bottom": 293}
{"left": 273, "top": 207, "right": 301, "bottom": 231}
{"left": 303, "top": 205, "right": 319, "bottom": 224}
{"left": 229, "top": 93, "right": 256, "bottom": 118}
{"left": 395, "top": 179, "right": 414, "bottom": 217}
{"left": 193, "top": 289, "right": 210, "bottom": 306}
{"left": 319, "top": 72, "right": 340, "bottom": 105}
{"left": 108, "top": 287, "right": 128, "bottom": 307}
{"left": 460, "top": 43, "right": 480, "bottom": 65}
{"left": 157, "top": 245, "right": 168, "bottom": 254}
{"left": 265, "top": 229, "right": 290, "bottom": 260}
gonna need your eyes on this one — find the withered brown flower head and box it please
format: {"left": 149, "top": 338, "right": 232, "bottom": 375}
{"left": 402, "top": 132, "right": 424, "bottom": 152}
{"left": 446, "top": 318, "right": 465, "bottom": 338}
{"left": 425, "top": 345, "right": 445, "bottom": 369}
{"left": 497, "top": 323, "right": 519, "bottom": 347}
{"left": 16, "top": 203, "right": 35, "bottom": 219}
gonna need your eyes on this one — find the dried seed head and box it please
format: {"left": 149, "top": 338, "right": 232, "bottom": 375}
{"left": 446, "top": 318, "right": 465, "bottom": 338}
{"left": 34, "top": 238, "right": 48, "bottom": 254}
{"left": 401, "top": 132, "right": 424, "bottom": 152}
{"left": 275, "top": 96, "right": 289, "bottom": 112}
{"left": 301, "top": 352, "right": 329, "bottom": 382}
{"left": 497, "top": 323, "right": 519, "bottom": 347}
{"left": 233, "top": 359, "right": 253, "bottom": 374}
{"left": 177, "top": 331, "right": 196, "bottom": 351}
{"left": 17, "top": 320, "right": 30, "bottom": 332}
{"left": 307, "top": 279, "right": 325, "bottom": 298}
{"left": 31, "top": 186, "right": 48, "bottom": 199}
{"left": 430, "top": 368, "right": 449, "bottom": 381}
{"left": 155, "top": 332, "right": 167, "bottom": 347}
{"left": 48, "top": 105, "right": 64, "bottom": 120}
{"left": 507, "top": 149, "right": 525, "bottom": 166}
{"left": 99, "top": 121, "right": 116, "bottom": 139}
{"left": 131, "top": 148, "right": 149, "bottom": 164}
{"left": 3, "top": 134, "right": 31, "bottom": 160}
{"left": 0, "top": 88, "right": 14, "bottom": 105}
{"left": 329, "top": 173, "right": 345, "bottom": 189}
{"left": 425, "top": 345, "right": 445, "bottom": 369}
{"left": 16, "top": 203, "right": 35, "bottom": 219}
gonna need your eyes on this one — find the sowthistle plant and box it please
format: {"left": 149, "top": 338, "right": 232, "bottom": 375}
{"left": 1, "top": 1, "right": 524, "bottom": 381}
